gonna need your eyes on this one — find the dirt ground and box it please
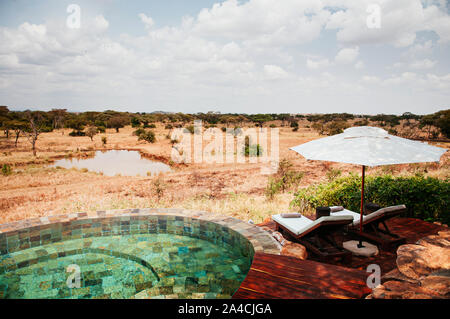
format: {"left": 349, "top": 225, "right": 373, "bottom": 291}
{"left": 0, "top": 123, "right": 448, "bottom": 224}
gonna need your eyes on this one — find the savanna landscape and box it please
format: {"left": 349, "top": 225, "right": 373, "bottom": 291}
{"left": 3, "top": 0, "right": 450, "bottom": 302}
{"left": 1, "top": 107, "right": 449, "bottom": 225}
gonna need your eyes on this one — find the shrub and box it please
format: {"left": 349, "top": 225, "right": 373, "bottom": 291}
{"left": 131, "top": 117, "right": 141, "bottom": 128}
{"left": 137, "top": 130, "right": 156, "bottom": 143}
{"left": 326, "top": 168, "right": 342, "bottom": 182}
{"left": 291, "top": 174, "right": 450, "bottom": 224}
{"left": 270, "top": 124, "right": 277, "bottom": 128}
{"left": 243, "top": 136, "right": 263, "bottom": 157}
{"left": 185, "top": 125, "right": 195, "bottom": 134}
{"left": 165, "top": 124, "right": 173, "bottom": 130}
{"left": 2, "top": 164, "right": 12, "bottom": 176}
{"left": 152, "top": 177, "right": 166, "bottom": 201}
{"left": 101, "top": 136, "right": 107, "bottom": 145}
{"left": 265, "top": 159, "right": 304, "bottom": 200}
{"left": 265, "top": 177, "right": 283, "bottom": 200}
{"left": 133, "top": 128, "right": 146, "bottom": 136}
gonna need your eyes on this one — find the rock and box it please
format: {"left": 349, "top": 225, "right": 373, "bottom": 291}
{"left": 416, "top": 235, "right": 450, "bottom": 248}
{"left": 370, "top": 231, "right": 450, "bottom": 299}
{"left": 371, "top": 281, "right": 439, "bottom": 299}
{"left": 271, "top": 231, "right": 286, "bottom": 246}
{"left": 281, "top": 241, "right": 308, "bottom": 260}
{"left": 396, "top": 244, "right": 450, "bottom": 280}
{"left": 438, "top": 230, "right": 450, "bottom": 240}
{"left": 381, "top": 268, "right": 420, "bottom": 285}
{"left": 420, "top": 270, "right": 450, "bottom": 296}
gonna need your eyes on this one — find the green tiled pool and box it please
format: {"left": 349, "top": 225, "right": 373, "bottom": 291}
{"left": 0, "top": 212, "right": 259, "bottom": 299}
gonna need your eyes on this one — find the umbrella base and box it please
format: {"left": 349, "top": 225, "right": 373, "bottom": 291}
{"left": 343, "top": 240, "right": 379, "bottom": 257}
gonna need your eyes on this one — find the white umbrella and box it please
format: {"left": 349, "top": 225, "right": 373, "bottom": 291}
{"left": 290, "top": 126, "right": 447, "bottom": 247}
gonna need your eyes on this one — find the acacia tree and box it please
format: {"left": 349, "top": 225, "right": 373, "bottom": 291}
{"left": 21, "top": 112, "right": 45, "bottom": 156}
{"left": 6, "top": 120, "right": 27, "bottom": 147}
{"left": 0, "top": 106, "right": 10, "bottom": 138}
{"left": 108, "top": 116, "right": 128, "bottom": 132}
{"left": 85, "top": 126, "right": 98, "bottom": 141}
{"left": 49, "top": 108, "right": 67, "bottom": 130}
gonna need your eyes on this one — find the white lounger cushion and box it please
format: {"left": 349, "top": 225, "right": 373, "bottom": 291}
{"left": 330, "top": 205, "right": 406, "bottom": 227}
{"left": 329, "top": 207, "right": 361, "bottom": 226}
{"left": 272, "top": 213, "right": 354, "bottom": 236}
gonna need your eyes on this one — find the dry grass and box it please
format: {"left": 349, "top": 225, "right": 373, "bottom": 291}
{"left": 0, "top": 123, "right": 448, "bottom": 225}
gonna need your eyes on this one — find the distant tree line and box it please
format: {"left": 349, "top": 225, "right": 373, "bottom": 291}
{"left": 0, "top": 106, "right": 449, "bottom": 156}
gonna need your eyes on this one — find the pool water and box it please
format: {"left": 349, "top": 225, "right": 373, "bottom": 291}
{"left": 0, "top": 233, "right": 251, "bottom": 299}
{"left": 51, "top": 150, "right": 171, "bottom": 176}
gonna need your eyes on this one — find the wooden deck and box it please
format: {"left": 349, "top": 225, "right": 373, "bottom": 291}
{"left": 233, "top": 217, "right": 447, "bottom": 299}
{"left": 233, "top": 252, "right": 372, "bottom": 299}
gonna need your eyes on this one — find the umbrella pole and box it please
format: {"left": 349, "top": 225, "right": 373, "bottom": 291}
{"left": 357, "top": 165, "right": 366, "bottom": 248}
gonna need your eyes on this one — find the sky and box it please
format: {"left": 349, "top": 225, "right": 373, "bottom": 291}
{"left": 0, "top": 0, "right": 449, "bottom": 115}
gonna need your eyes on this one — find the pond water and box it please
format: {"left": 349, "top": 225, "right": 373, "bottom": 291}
{"left": 51, "top": 150, "right": 171, "bottom": 177}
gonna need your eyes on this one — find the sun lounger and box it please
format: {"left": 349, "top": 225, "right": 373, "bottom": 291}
{"left": 272, "top": 214, "right": 354, "bottom": 262}
{"left": 329, "top": 204, "right": 407, "bottom": 250}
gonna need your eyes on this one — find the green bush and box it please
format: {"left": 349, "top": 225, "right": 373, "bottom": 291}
{"left": 133, "top": 128, "right": 146, "bottom": 136}
{"left": 96, "top": 126, "right": 106, "bottom": 133}
{"left": 242, "top": 136, "right": 263, "bottom": 157}
{"left": 291, "top": 174, "right": 450, "bottom": 224}
{"left": 265, "top": 177, "right": 283, "bottom": 200}
{"left": 137, "top": 130, "right": 156, "bottom": 143}
{"left": 2, "top": 164, "right": 12, "bottom": 176}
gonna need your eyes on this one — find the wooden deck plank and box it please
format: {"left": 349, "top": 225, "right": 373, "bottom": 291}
{"left": 233, "top": 218, "right": 447, "bottom": 299}
{"left": 233, "top": 252, "right": 372, "bottom": 299}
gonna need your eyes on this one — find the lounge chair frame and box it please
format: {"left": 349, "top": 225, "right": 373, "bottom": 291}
{"left": 348, "top": 206, "right": 407, "bottom": 251}
{"left": 274, "top": 218, "right": 352, "bottom": 263}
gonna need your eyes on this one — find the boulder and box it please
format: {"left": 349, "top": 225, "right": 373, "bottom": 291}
{"left": 438, "top": 230, "right": 450, "bottom": 240}
{"left": 416, "top": 235, "right": 450, "bottom": 248}
{"left": 396, "top": 244, "right": 450, "bottom": 280}
{"left": 371, "top": 281, "right": 439, "bottom": 299}
{"left": 381, "top": 268, "right": 420, "bottom": 285}
{"left": 420, "top": 270, "right": 450, "bottom": 296}
{"left": 369, "top": 230, "right": 450, "bottom": 299}
{"left": 281, "top": 241, "right": 308, "bottom": 260}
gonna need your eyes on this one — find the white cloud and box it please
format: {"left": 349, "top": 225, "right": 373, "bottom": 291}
{"left": 355, "top": 61, "right": 365, "bottom": 69}
{"left": 0, "top": 1, "right": 449, "bottom": 114}
{"left": 335, "top": 47, "right": 359, "bottom": 64}
{"left": 325, "top": 0, "right": 450, "bottom": 47}
{"left": 409, "top": 59, "right": 437, "bottom": 69}
{"left": 139, "top": 13, "right": 155, "bottom": 30}
{"left": 306, "top": 58, "right": 331, "bottom": 69}
{"left": 264, "top": 64, "right": 289, "bottom": 80}
{"left": 362, "top": 75, "right": 381, "bottom": 84}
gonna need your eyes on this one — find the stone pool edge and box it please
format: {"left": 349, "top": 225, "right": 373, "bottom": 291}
{"left": 0, "top": 208, "right": 281, "bottom": 255}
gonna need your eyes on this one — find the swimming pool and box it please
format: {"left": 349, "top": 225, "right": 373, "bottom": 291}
{"left": 0, "top": 209, "right": 280, "bottom": 299}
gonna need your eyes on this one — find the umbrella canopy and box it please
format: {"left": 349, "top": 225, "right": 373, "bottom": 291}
{"left": 290, "top": 126, "right": 447, "bottom": 167}
{"left": 290, "top": 126, "right": 447, "bottom": 248}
